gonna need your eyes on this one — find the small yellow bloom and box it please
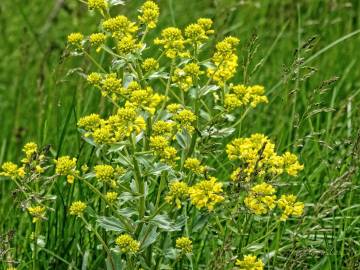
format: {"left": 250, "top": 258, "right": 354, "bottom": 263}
{"left": 67, "top": 32, "right": 83, "bottom": 46}
{"left": 176, "top": 237, "right": 192, "bottom": 253}
{"left": 142, "top": 58, "right": 159, "bottom": 72}
{"left": 89, "top": 33, "right": 106, "bottom": 48}
{"left": 88, "top": 0, "right": 107, "bottom": 11}
{"left": 115, "top": 234, "right": 140, "bottom": 253}
{"left": 173, "top": 108, "right": 196, "bottom": 133}
{"left": 138, "top": 1, "right": 160, "bottom": 29}
{"left": 165, "top": 181, "right": 189, "bottom": 209}
{"left": 67, "top": 175, "right": 75, "bottom": 184}
{"left": 105, "top": 191, "right": 118, "bottom": 203}
{"left": 244, "top": 183, "right": 277, "bottom": 215}
{"left": 28, "top": 205, "right": 46, "bottom": 223}
{"left": 55, "top": 156, "right": 77, "bottom": 176}
{"left": 235, "top": 255, "right": 264, "bottom": 270}
{"left": 154, "top": 27, "right": 189, "bottom": 59}
{"left": 0, "top": 162, "right": 24, "bottom": 180}
{"left": 184, "top": 158, "right": 205, "bottom": 175}
{"left": 69, "top": 201, "right": 87, "bottom": 216}
{"left": 277, "top": 194, "right": 304, "bottom": 221}
{"left": 94, "top": 164, "right": 115, "bottom": 182}
{"left": 188, "top": 177, "right": 224, "bottom": 211}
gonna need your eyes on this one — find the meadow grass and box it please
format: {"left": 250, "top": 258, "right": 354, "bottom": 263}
{"left": 0, "top": 0, "right": 359, "bottom": 269}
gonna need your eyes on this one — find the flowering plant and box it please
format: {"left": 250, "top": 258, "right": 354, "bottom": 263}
{"left": 0, "top": 1, "right": 305, "bottom": 269}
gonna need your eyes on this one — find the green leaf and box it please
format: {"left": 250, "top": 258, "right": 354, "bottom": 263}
{"left": 97, "top": 216, "right": 125, "bottom": 232}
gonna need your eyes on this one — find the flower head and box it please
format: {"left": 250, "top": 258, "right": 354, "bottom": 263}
{"left": 277, "top": 194, "right": 304, "bottom": 221}
{"left": 142, "top": 58, "right": 159, "bottom": 72}
{"left": 176, "top": 237, "right": 192, "bottom": 254}
{"left": 184, "top": 158, "right": 205, "bottom": 175}
{"left": 244, "top": 183, "right": 277, "bottom": 215}
{"left": 115, "top": 234, "right": 140, "bottom": 253}
{"left": 138, "top": 1, "right": 160, "bottom": 29}
{"left": 67, "top": 32, "right": 83, "bottom": 47}
{"left": 27, "top": 205, "right": 46, "bottom": 223}
{"left": 55, "top": 156, "right": 77, "bottom": 176}
{"left": 105, "top": 191, "right": 118, "bottom": 203}
{"left": 235, "top": 255, "right": 264, "bottom": 270}
{"left": 88, "top": 0, "right": 107, "bottom": 11}
{"left": 165, "top": 181, "right": 189, "bottom": 209}
{"left": 154, "top": 27, "right": 189, "bottom": 58}
{"left": 189, "top": 177, "right": 224, "bottom": 211}
{"left": 0, "top": 162, "right": 25, "bottom": 180}
{"left": 89, "top": 32, "right": 106, "bottom": 48}
{"left": 94, "top": 164, "right": 115, "bottom": 182}
{"left": 69, "top": 201, "right": 87, "bottom": 216}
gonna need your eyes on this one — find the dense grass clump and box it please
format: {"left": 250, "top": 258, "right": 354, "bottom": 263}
{"left": 0, "top": 0, "right": 359, "bottom": 269}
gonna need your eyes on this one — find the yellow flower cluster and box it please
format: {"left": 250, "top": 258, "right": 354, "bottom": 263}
{"left": 172, "top": 63, "right": 203, "bottom": 92}
{"left": 105, "top": 191, "right": 118, "bottom": 203}
{"left": 207, "top": 36, "right": 239, "bottom": 85}
{"left": 69, "top": 201, "right": 87, "bottom": 216}
{"left": 152, "top": 120, "right": 175, "bottom": 138}
{"left": 224, "top": 85, "right": 268, "bottom": 111}
{"left": 176, "top": 237, "right": 192, "bottom": 253}
{"left": 78, "top": 106, "right": 146, "bottom": 145}
{"left": 277, "top": 194, "right": 304, "bottom": 221}
{"left": 88, "top": 0, "right": 107, "bottom": 11}
{"left": 165, "top": 181, "right": 189, "bottom": 209}
{"left": 226, "top": 134, "right": 303, "bottom": 181}
{"left": 142, "top": 57, "right": 159, "bottom": 72}
{"left": 55, "top": 156, "right": 78, "bottom": 184}
{"left": 150, "top": 136, "right": 178, "bottom": 165}
{"left": 235, "top": 255, "right": 264, "bottom": 270}
{"left": 154, "top": 27, "right": 189, "bottom": 59}
{"left": 188, "top": 177, "right": 224, "bottom": 211}
{"left": 115, "top": 234, "right": 140, "bottom": 253}
{"left": 138, "top": 1, "right": 160, "bottom": 29}
{"left": 244, "top": 183, "right": 277, "bottom": 215}
{"left": 27, "top": 205, "right": 46, "bottom": 223}
{"left": 184, "top": 18, "right": 214, "bottom": 44}
{"left": 184, "top": 158, "right": 205, "bottom": 175}
{"left": 89, "top": 32, "right": 106, "bottom": 48}
{"left": 0, "top": 162, "right": 25, "bottom": 180}
{"left": 67, "top": 32, "right": 83, "bottom": 47}
{"left": 94, "top": 164, "right": 114, "bottom": 182}
{"left": 21, "top": 142, "right": 38, "bottom": 163}
{"left": 117, "top": 35, "right": 141, "bottom": 55}
{"left": 102, "top": 15, "right": 138, "bottom": 39}
{"left": 171, "top": 108, "right": 197, "bottom": 133}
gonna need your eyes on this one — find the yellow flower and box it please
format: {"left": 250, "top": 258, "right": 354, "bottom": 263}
{"left": 277, "top": 194, "right": 304, "bottom": 221}
{"left": 101, "top": 73, "right": 122, "bottom": 97}
{"left": 197, "top": 18, "right": 214, "bottom": 35}
{"left": 167, "top": 103, "right": 183, "bottom": 113}
{"left": 94, "top": 164, "right": 114, "bottom": 182}
{"left": 152, "top": 120, "right": 175, "bottom": 138}
{"left": 207, "top": 36, "right": 240, "bottom": 85}
{"left": 172, "top": 63, "right": 203, "bottom": 92}
{"left": 117, "top": 35, "right": 141, "bottom": 55}
{"left": 115, "top": 234, "right": 140, "bottom": 253}
{"left": 89, "top": 32, "right": 106, "bottom": 48}
{"left": 138, "top": 1, "right": 160, "bottom": 29}
{"left": 22, "top": 142, "right": 38, "bottom": 163}
{"left": 184, "top": 158, "right": 205, "bottom": 174}
{"left": 282, "top": 152, "right": 304, "bottom": 176}
{"left": 55, "top": 156, "right": 77, "bottom": 176}
{"left": 78, "top": 114, "right": 102, "bottom": 131}
{"left": 235, "top": 255, "right": 264, "bottom": 270}
{"left": 93, "top": 125, "right": 112, "bottom": 144}
{"left": 105, "top": 191, "right": 118, "bottom": 203}
{"left": 176, "top": 237, "right": 192, "bottom": 253}
{"left": 165, "top": 181, "right": 189, "bottom": 209}
{"left": 172, "top": 108, "right": 196, "bottom": 133}
{"left": 69, "top": 201, "right": 87, "bottom": 216}
{"left": 27, "top": 205, "right": 46, "bottom": 223}
{"left": 0, "top": 162, "right": 24, "bottom": 180}
{"left": 225, "top": 84, "right": 268, "bottom": 111}
{"left": 102, "top": 15, "right": 138, "bottom": 39}
{"left": 150, "top": 135, "right": 168, "bottom": 151}
{"left": 188, "top": 177, "right": 224, "bottom": 211}
{"left": 142, "top": 58, "right": 159, "bottom": 72}
{"left": 67, "top": 32, "right": 83, "bottom": 46}
{"left": 154, "top": 27, "right": 189, "bottom": 58}
{"left": 67, "top": 175, "right": 75, "bottom": 184}
{"left": 88, "top": 0, "right": 107, "bottom": 11}
{"left": 87, "top": 72, "right": 102, "bottom": 85}
{"left": 244, "top": 183, "right": 277, "bottom": 215}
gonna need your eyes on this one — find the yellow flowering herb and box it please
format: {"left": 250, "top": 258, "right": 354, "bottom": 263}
{"left": 67, "top": 32, "right": 84, "bottom": 47}
{"left": 184, "top": 158, "right": 205, "bottom": 174}
{"left": 115, "top": 234, "right": 140, "bottom": 253}
{"left": 176, "top": 237, "right": 192, "bottom": 254}
{"left": 142, "top": 58, "right": 159, "bottom": 72}
{"left": 105, "top": 191, "right": 118, "bottom": 203}
{"left": 88, "top": 0, "right": 107, "bottom": 11}
{"left": 277, "top": 194, "right": 304, "bottom": 221}
{"left": 27, "top": 205, "right": 46, "bottom": 223}
{"left": 188, "top": 177, "right": 224, "bottom": 211}
{"left": 69, "top": 201, "right": 87, "bottom": 216}
{"left": 138, "top": 1, "right": 160, "bottom": 29}
{"left": 94, "top": 164, "right": 115, "bottom": 182}
{"left": 235, "top": 255, "right": 264, "bottom": 270}
{"left": 244, "top": 183, "right": 277, "bottom": 215}
{"left": 89, "top": 32, "right": 106, "bottom": 48}
{"left": 165, "top": 181, "right": 189, "bottom": 209}
{"left": 172, "top": 108, "right": 196, "bottom": 133}
{"left": 0, "top": 162, "right": 24, "bottom": 180}
{"left": 154, "top": 27, "right": 189, "bottom": 58}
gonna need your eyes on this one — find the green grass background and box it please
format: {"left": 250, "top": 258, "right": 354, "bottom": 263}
{"left": 0, "top": 0, "right": 359, "bottom": 269}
